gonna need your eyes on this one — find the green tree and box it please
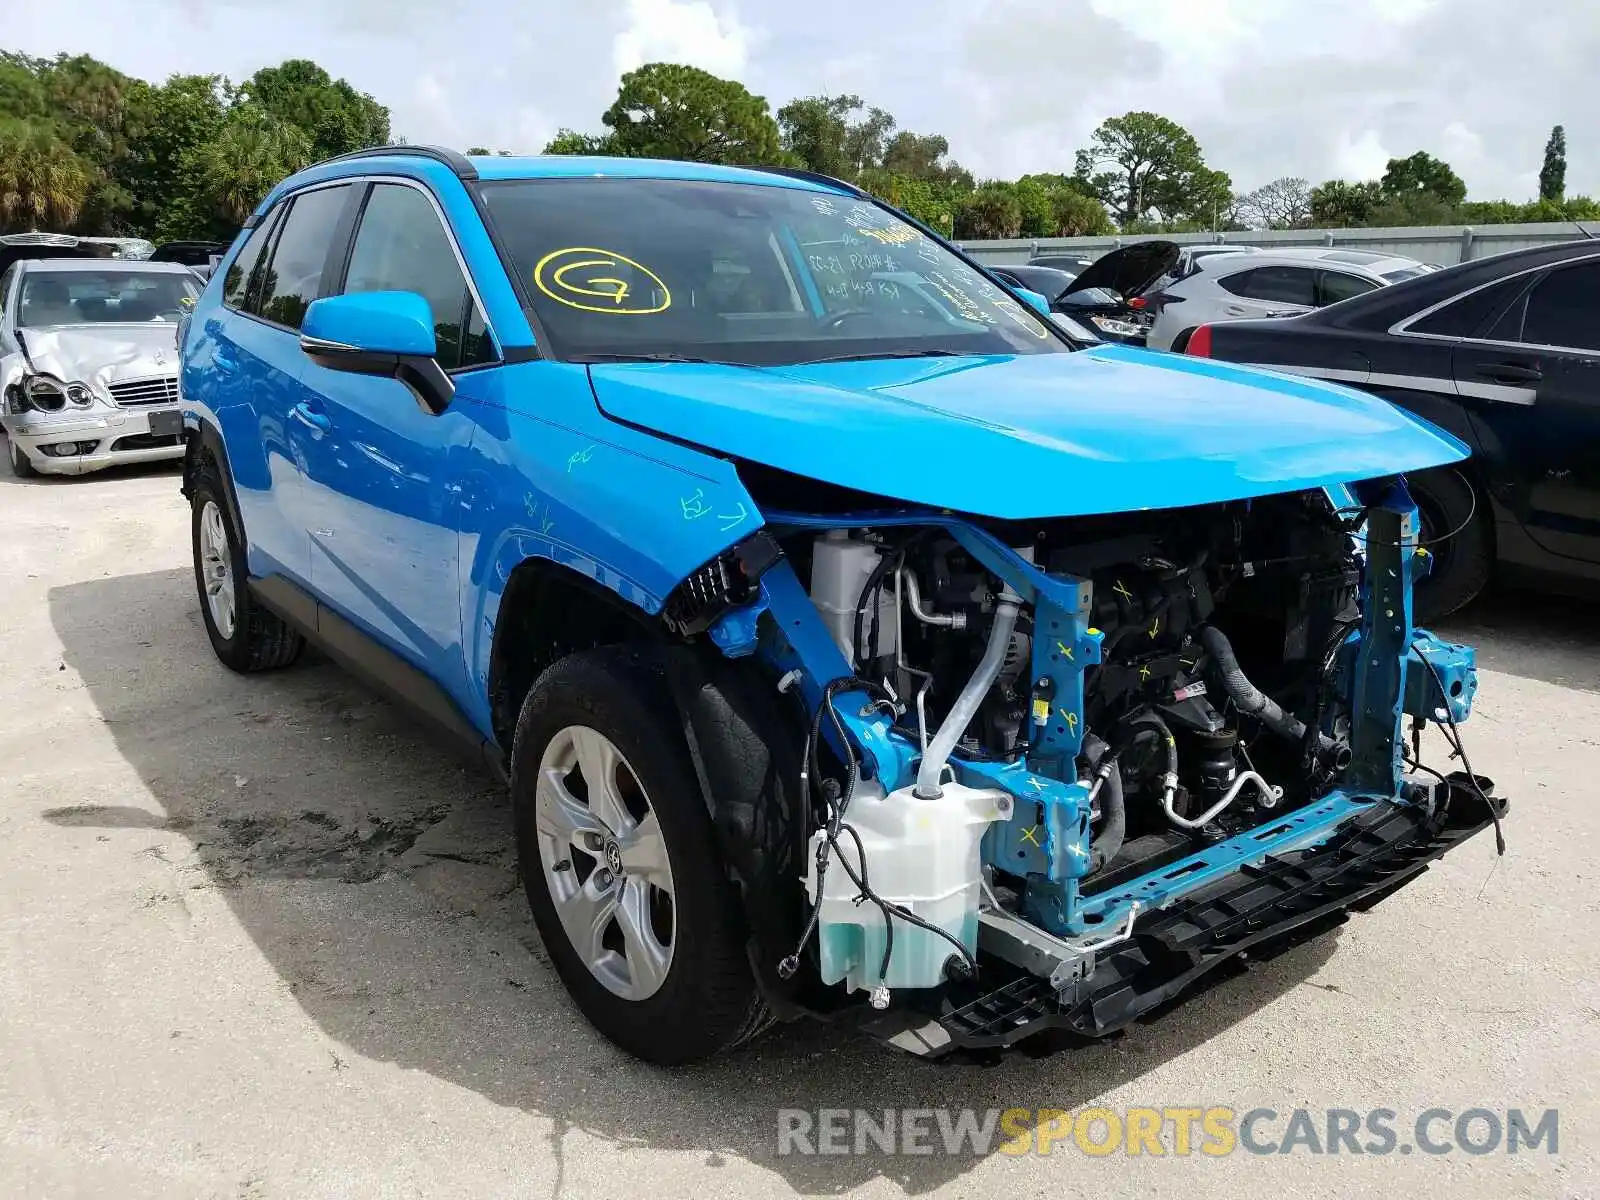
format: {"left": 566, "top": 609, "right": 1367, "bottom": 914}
{"left": 1539, "top": 124, "right": 1566, "bottom": 202}
{"left": 953, "top": 183, "right": 1022, "bottom": 239}
{"left": 242, "top": 59, "right": 388, "bottom": 161}
{"left": 542, "top": 129, "right": 616, "bottom": 155}
{"left": 1310, "top": 179, "right": 1383, "bottom": 226}
{"left": 777, "top": 94, "right": 894, "bottom": 181}
{"left": 858, "top": 169, "right": 957, "bottom": 234}
{"left": 1012, "top": 176, "right": 1056, "bottom": 237}
{"left": 0, "top": 121, "right": 93, "bottom": 231}
{"left": 124, "top": 73, "right": 227, "bottom": 232}
{"left": 0, "top": 51, "right": 50, "bottom": 123}
{"left": 170, "top": 104, "right": 313, "bottom": 239}
{"left": 1049, "top": 187, "right": 1114, "bottom": 236}
{"left": 1380, "top": 151, "right": 1466, "bottom": 207}
{"left": 881, "top": 130, "right": 972, "bottom": 187}
{"left": 601, "top": 63, "right": 783, "bottom": 164}
{"left": 1074, "top": 111, "right": 1224, "bottom": 228}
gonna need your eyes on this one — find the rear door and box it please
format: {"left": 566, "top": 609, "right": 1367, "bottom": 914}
{"left": 1451, "top": 256, "right": 1600, "bottom": 563}
{"left": 1214, "top": 265, "right": 1318, "bottom": 321}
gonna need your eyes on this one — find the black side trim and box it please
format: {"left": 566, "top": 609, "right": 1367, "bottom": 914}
{"left": 745, "top": 165, "right": 869, "bottom": 197}
{"left": 865, "top": 794, "right": 1505, "bottom": 1058}
{"left": 249, "top": 575, "right": 506, "bottom": 783}
{"left": 314, "top": 144, "right": 479, "bottom": 181}
{"left": 182, "top": 421, "right": 249, "bottom": 556}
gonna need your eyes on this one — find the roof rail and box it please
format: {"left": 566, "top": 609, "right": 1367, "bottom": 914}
{"left": 315, "top": 144, "right": 479, "bottom": 181}
{"left": 745, "top": 164, "right": 865, "bottom": 197}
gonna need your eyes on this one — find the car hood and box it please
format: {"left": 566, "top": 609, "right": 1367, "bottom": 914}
{"left": 587, "top": 346, "right": 1469, "bottom": 520}
{"left": 15, "top": 324, "right": 180, "bottom": 389}
{"left": 1062, "top": 241, "right": 1181, "bottom": 300}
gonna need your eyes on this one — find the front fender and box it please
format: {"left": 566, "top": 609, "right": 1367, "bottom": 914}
{"left": 459, "top": 361, "right": 762, "bottom": 734}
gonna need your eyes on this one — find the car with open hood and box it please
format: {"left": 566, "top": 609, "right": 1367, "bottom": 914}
{"left": 1001, "top": 241, "right": 1181, "bottom": 345}
{"left": 179, "top": 147, "right": 1505, "bottom": 1065}
{"left": 1, "top": 258, "right": 199, "bottom": 477}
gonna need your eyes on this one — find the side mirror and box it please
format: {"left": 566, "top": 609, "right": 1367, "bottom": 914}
{"left": 1014, "top": 287, "right": 1052, "bottom": 317}
{"left": 300, "top": 291, "right": 453, "bottom": 414}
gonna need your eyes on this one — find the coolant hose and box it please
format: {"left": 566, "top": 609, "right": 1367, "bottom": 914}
{"left": 1084, "top": 738, "right": 1126, "bottom": 874}
{"left": 914, "top": 592, "right": 1022, "bottom": 798}
{"left": 1198, "top": 625, "right": 1336, "bottom": 755}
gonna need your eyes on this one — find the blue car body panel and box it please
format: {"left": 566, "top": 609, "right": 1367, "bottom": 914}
{"left": 180, "top": 151, "right": 1486, "bottom": 952}
{"left": 586, "top": 347, "right": 1469, "bottom": 519}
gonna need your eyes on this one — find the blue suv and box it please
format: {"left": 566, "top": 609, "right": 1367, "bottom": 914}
{"left": 180, "top": 146, "right": 1504, "bottom": 1064}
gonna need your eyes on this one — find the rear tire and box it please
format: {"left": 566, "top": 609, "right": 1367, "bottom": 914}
{"left": 8, "top": 437, "right": 38, "bottom": 479}
{"left": 1410, "top": 466, "right": 1491, "bottom": 621}
{"left": 511, "top": 647, "right": 768, "bottom": 1064}
{"left": 189, "top": 456, "right": 304, "bottom": 672}
{"left": 1169, "top": 327, "right": 1197, "bottom": 354}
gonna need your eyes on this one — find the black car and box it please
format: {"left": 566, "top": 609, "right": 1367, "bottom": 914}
{"left": 994, "top": 243, "right": 1179, "bottom": 345}
{"left": 1180, "top": 239, "right": 1600, "bottom": 618}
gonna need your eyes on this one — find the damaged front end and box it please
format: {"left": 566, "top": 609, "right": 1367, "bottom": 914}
{"left": 677, "top": 477, "right": 1505, "bottom": 1058}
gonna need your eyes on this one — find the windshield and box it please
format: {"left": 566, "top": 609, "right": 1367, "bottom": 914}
{"left": 480, "top": 177, "right": 1066, "bottom": 365}
{"left": 18, "top": 270, "right": 199, "bottom": 327}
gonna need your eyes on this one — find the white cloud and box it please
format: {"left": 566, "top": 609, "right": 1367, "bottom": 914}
{"left": 612, "top": 0, "right": 751, "bottom": 78}
{"left": 4, "top": 0, "right": 1597, "bottom": 200}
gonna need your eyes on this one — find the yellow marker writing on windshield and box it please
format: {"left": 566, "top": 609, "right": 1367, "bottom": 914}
{"left": 533, "top": 247, "right": 671, "bottom": 314}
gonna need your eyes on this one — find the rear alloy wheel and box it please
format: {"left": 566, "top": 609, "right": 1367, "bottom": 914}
{"left": 512, "top": 649, "right": 769, "bottom": 1063}
{"left": 188, "top": 456, "right": 305, "bottom": 672}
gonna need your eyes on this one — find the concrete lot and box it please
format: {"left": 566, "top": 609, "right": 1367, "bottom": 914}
{"left": 1, "top": 451, "right": 1595, "bottom": 1199}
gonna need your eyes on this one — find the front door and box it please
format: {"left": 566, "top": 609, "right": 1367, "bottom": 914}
{"left": 296, "top": 181, "right": 499, "bottom": 695}
{"left": 1452, "top": 256, "right": 1600, "bottom": 564}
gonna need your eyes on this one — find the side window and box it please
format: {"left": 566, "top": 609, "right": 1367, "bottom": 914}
{"left": 1316, "top": 270, "right": 1378, "bottom": 306}
{"left": 341, "top": 183, "right": 497, "bottom": 369}
{"left": 257, "top": 184, "right": 352, "bottom": 330}
{"left": 1408, "top": 277, "right": 1530, "bottom": 338}
{"left": 1217, "top": 269, "right": 1255, "bottom": 297}
{"left": 1518, "top": 261, "right": 1600, "bottom": 352}
{"left": 221, "top": 210, "right": 278, "bottom": 312}
{"left": 1229, "top": 266, "right": 1316, "bottom": 306}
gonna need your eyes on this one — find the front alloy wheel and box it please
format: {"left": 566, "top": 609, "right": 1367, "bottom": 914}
{"left": 536, "top": 725, "right": 676, "bottom": 1001}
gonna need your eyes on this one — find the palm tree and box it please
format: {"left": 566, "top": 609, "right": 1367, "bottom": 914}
{"left": 0, "top": 122, "right": 92, "bottom": 232}
{"left": 190, "top": 106, "right": 312, "bottom": 225}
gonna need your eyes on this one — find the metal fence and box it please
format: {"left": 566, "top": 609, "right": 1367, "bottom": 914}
{"left": 956, "top": 221, "right": 1598, "bottom": 268}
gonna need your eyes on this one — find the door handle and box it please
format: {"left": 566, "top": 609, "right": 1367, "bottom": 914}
{"left": 1476, "top": 362, "right": 1542, "bottom": 384}
{"left": 1224, "top": 305, "right": 1247, "bottom": 315}
{"left": 290, "top": 400, "right": 331, "bottom": 433}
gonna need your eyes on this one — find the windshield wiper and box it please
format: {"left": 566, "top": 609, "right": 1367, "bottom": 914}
{"left": 569, "top": 351, "right": 729, "bottom": 365}
{"left": 793, "top": 348, "right": 969, "bottom": 365}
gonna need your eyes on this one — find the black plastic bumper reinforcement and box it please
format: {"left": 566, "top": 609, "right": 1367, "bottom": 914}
{"left": 863, "top": 790, "right": 1506, "bottom": 1058}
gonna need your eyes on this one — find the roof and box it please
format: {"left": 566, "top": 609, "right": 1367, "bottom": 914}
{"left": 252, "top": 144, "right": 856, "bottom": 228}
{"left": 1251, "top": 246, "right": 1421, "bottom": 271}
{"left": 18, "top": 258, "right": 197, "bottom": 274}
{"left": 1199, "top": 251, "right": 1389, "bottom": 278}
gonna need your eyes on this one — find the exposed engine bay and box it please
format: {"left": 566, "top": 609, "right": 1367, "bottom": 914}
{"left": 725, "top": 480, "right": 1497, "bottom": 1029}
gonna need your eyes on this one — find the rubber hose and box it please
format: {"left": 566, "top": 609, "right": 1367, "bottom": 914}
{"left": 1084, "top": 738, "right": 1126, "bottom": 875}
{"left": 914, "top": 593, "right": 1021, "bottom": 798}
{"left": 1198, "top": 625, "right": 1336, "bottom": 754}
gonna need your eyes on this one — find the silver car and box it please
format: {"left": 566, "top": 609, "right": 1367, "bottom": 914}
{"left": 1, "top": 258, "right": 200, "bottom": 477}
{"left": 1144, "top": 249, "right": 1422, "bottom": 353}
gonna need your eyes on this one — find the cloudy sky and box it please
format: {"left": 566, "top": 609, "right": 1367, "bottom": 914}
{"left": 11, "top": 0, "right": 1594, "bottom": 201}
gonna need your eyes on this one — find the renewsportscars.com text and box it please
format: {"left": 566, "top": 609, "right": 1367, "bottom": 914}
{"left": 776, "top": 1106, "right": 1560, "bottom": 1158}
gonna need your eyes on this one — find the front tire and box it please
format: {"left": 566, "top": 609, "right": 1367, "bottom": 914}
{"left": 511, "top": 648, "right": 767, "bottom": 1064}
{"left": 1411, "top": 466, "right": 1492, "bottom": 621}
{"left": 189, "top": 457, "right": 304, "bottom": 672}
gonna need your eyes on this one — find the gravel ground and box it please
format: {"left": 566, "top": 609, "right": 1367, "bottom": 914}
{"left": 1, "top": 451, "right": 1595, "bottom": 1199}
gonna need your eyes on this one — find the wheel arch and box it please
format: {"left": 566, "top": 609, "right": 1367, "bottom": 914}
{"left": 182, "top": 418, "right": 249, "bottom": 553}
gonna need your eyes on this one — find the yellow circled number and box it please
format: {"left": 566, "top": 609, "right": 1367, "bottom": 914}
{"left": 533, "top": 247, "right": 671, "bottom": 314}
